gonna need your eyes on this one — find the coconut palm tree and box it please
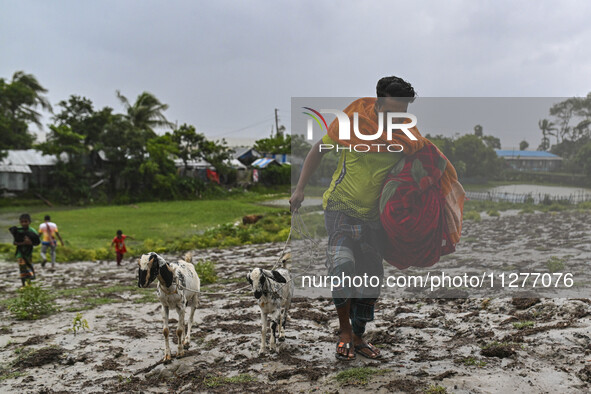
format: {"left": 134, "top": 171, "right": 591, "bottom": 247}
{"left": 1, "top": 71, "right": 52, "bottom": 129}
{"left": 116, "top": 90, "right": 174, "bottom": 133}
{"left": 538, "top": 119, "right": 557, "bottom": 149}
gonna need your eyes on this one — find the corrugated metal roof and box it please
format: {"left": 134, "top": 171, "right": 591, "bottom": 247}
{"left": 227, "top": 158, "right": 247, "bottom": 169}
{"left": 0, "top": 164, "right": 32, "bottom": 173}
{"left": 173, "top": 158, "right": 214, "bottom": 169}
{"left": 495, "top": 150, "right": 561, "bottom": 158}
{"left": 251, "top": 158, "right": 279, "bottom": 168}
{"left": 1, "top": 149, "right": 59, "bottom": 166}
{"left": 231, "top": 147, "right": 260, "bottom": 160}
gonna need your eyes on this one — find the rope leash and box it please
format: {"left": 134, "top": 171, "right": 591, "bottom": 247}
{"left": 174, "top": 211, "right": 311, "bottom": 296}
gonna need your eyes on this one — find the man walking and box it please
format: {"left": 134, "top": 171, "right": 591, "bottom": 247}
{"left": 39, "top": 215, "right": 64, "bottom": 269}
{"left": 290, "top": 76, "right": 462, "bottom": 361}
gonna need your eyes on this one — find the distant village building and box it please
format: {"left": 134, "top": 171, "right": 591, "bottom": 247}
{"left": 231, "top": 147, "right": 261, "bottom": 166}
{"left": 0, "top": 149, "right": 59, "bottom": 191}
{"left": 495, "top": 150, "right": 563, "bottom": 172}
{"left": 174, "top": 158, "right": 215, "bottom": 181}
{"left": 251, "top": 158, "right": 282, "bottom": 168}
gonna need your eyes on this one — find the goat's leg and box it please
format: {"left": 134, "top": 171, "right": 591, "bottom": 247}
{"left": 176, "top": 305, "right": 186, "bottom": 357}
{"left": 278, "top": 308, "right": 286, "bottom": 342}
{"left": 280, "top": 296, "right": 291, "bottom": 342}
{"left": 259, "top": 312, "right": 267, "bottom": 355}
{"left": 161, "top": 305, "right": 172, "bottom": 361}
{"left": 270, "top": 310, "right": 281, "bottom": 352}
{"left": 184, "top": 301, "right": 196, "bottom": 348}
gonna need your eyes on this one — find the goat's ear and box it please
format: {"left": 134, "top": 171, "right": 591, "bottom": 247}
{"left": 271, "top": 270, "right": 287, "bottom": 283}
{"left": 246, "top": 273, "right": 253, "bottom": 285}
{"left": 149, "top": 253, "right": 157, "bottom": 264}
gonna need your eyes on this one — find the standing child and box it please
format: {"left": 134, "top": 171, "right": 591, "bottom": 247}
{"left": 39, "top": 215, "right": 64, "bottom": 269}
{"left": 111, "top": 230, "right": 134, "bottom": 266}
{"left": 9, "top": 213, "right": 41, "bottom": 286}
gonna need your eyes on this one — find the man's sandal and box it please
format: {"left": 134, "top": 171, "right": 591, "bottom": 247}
{"left": 335, "top": 341, "right": 356, "bottom": 361}
{"left": 354, "top": 343, "right": 382, "bottom": 359}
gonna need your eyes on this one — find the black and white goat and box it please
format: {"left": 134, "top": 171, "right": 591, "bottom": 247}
{"left": 138, "top": 252, "right": 200, "bottom": 361}
{"left": 247, "top": 261, "right": 294, "bottom": 355}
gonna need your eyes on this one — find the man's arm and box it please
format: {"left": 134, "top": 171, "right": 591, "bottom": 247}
{"left": 289, "top": 139, "right": 329, "bottom": 212}
{"left": 56, "top": 232, "right": 64, "bottom": 246}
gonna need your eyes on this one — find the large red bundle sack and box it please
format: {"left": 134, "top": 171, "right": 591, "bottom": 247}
{"left": 379, "top": 142, "right": 459, "bottom": 269}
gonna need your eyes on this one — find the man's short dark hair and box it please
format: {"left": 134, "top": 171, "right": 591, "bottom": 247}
{"left": 44, "top": 215, "right": 51, "bottom": 221}
{"left": 20, "top": 213, "right": 31, "bottom": 221}
{"left": 376, "top": 76, "right": 416, "bottom": 103}
{"left": 117, "top": 230, "right": 123, "bottom": 236}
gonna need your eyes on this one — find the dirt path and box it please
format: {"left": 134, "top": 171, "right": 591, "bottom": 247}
{"left": 1, "top": 212, "right": 591, "bottom": 393}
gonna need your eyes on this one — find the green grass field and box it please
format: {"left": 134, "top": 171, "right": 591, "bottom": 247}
{"left": 1, "top": 192, "right": 289, "bottom": 261}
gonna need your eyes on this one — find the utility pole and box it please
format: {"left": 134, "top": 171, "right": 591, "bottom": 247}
{"left": 275, "top": 108, "right": 281, "bottom": 137}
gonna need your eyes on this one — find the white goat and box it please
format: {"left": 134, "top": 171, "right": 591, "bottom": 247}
{"left": 247, "top": 265, "right": 294, "bottom": 355}
{"left": 138, "top": 252, "right": 200, "bottom": 361}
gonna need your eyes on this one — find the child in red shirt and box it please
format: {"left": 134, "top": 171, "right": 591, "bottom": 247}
{"left": 110, "top": 230, "right": 134, "bottom": 266}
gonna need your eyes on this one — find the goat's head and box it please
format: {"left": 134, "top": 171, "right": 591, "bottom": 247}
{"left": 246, "top": 268, "right": 287, "bottom": 299}
{"left": 138, "top": 252, "right": 164, "bottom": 288}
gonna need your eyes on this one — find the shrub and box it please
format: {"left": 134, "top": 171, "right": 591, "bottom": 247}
{"left": 464, "top": 210, "right": 481, "bottom": 222}
{"left": 259, "top": 165, "right": 291, "bottom": 185}
{"left": 194, "top": 260, "right": 217, "bottom": 284}
{"left": 486, "top": 209, "right": 500, "bottom": 217}
{"left": 8, "top": 282, "right": 58, "bottom": 320}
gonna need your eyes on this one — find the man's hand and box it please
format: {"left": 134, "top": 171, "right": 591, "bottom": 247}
{"left": 289, "top": 189, "right": 305, "bottom": 213}
{"left": 23, "top": 236, "right": 32, "bottom": 246}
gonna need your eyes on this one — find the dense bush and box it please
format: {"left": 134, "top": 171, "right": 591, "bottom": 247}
{"left": 259, "top": 165, "right": 291, "bottom": 185}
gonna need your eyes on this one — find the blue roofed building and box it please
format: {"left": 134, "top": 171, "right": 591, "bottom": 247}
{"left": 495, "top": 150, "right": 563, "bottom": 172}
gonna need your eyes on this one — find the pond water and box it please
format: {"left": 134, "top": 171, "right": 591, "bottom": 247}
{"left": 468, "top": 184, "right": 591, "bottom": 204}
{"left": 488, "top": 184, "right": 591, "bottom": 198}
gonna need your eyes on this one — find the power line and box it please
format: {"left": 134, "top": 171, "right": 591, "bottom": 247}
{"left": 208, "top": 116, "right": 275, "bottom": 137}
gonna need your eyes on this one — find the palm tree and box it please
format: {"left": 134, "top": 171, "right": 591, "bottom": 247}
{"left": 538, "top": 119, "right": 557, "bottom": 149}
{"left": 2, "top": 71, "right": 52, "bottom": 129}
{"left": 116, "top": 90, "right": 174, "bottom": 133}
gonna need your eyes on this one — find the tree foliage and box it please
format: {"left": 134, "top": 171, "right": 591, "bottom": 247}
{"left": 254, "top": 133, "right": 291, "bottom": 154}
{"left": 0, "top": 71, "right": 245, "bottom": 203}
{"left": 0, "top": 71, "right": 52, "bottom": 154}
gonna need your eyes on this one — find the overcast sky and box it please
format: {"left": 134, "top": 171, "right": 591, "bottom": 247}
{"left": 2, "top": 0, "right": 591, "bottom": 148}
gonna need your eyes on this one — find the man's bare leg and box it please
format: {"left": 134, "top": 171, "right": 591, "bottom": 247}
{"left": 336, "top": 299, "right": 355, "bottom": 359}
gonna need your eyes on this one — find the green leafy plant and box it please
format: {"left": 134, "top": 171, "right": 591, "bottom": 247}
{"left": 194, "top": 260, "right": 217, "bottom": 284}
{"left": 68, "top": 313, "right": 89, "bottom": 335}
{"left": 8, "top": 282, "right": 58, "bottom": 320}
{"left": 464, "top": 210, "right": 481, "bottom": 222}
{"left": 486, "top": 209, "right": 500, "bottom": 217}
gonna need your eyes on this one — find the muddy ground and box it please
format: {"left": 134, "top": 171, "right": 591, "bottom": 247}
{"left": 1, "top": 210, "right": 591, "bottom": 393}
